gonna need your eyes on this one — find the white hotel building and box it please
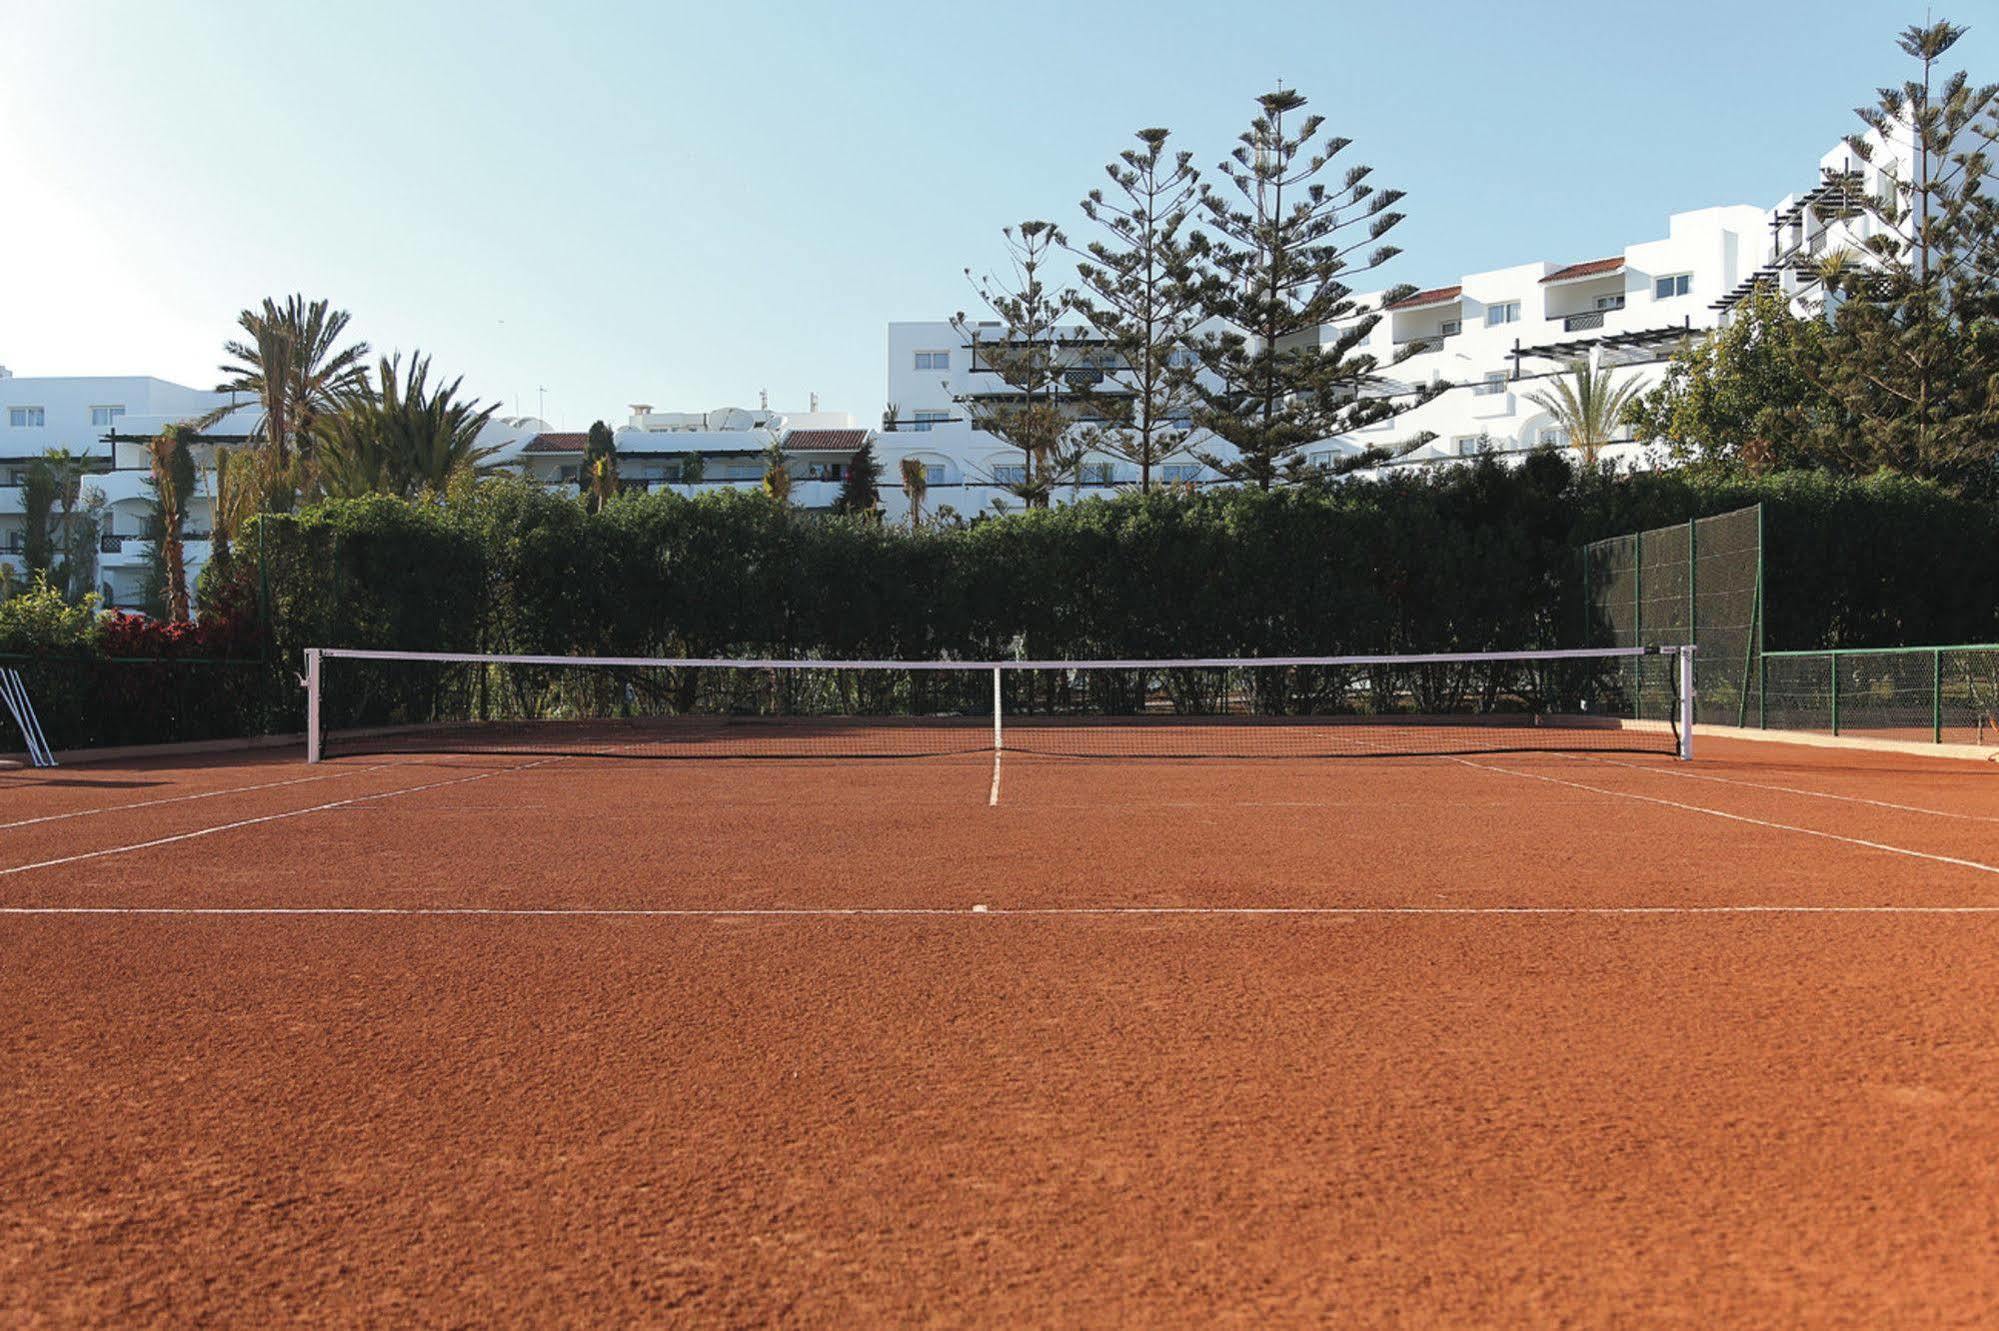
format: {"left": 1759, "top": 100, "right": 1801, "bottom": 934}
{"left": 0, "top": 372, "right": 546, "bottom": 606}
{"left": 878, "top": 129, "right": 1906, "bottom": 504}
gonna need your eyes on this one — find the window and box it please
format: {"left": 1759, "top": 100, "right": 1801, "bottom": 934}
{"left": 555, "top": 465, "right": 580, "bottom": 484}
{"left": 1476, "top": 371, "right": 1508, "bottom": 397}
{"left": 1079, "top": 461, "right": 1116, "bottom": 485}
{"left": 5, "top": 468, "right": 22, "bottom": 488}
{"left": 90, "top": 405, "right": 125, "bottom": 427}
{"left": 1161, "top": 463, "right": 1200, "bottom": 484}
{"left": 990, "top": 463, "right": 1027, "bottom": 486}
{"left": 1593, "top": 294, "right": 1626, "bottom": 311}
{"left": 1439, "top": 319, "right": 1462, "bottom": 337}
{"left": 1538, "top": 427, "right": 1567, "bottom": 448}
{"left": 1165, "top": 347, "right": 1200, "bottom": 368}
{"left": 1654, "top": 273, "right": 1691, "bottom": 300}
{"left": 1452, "top": 435, "right": 1487, "bottom": 456}
{"left": 1485, "top": 301, "right": 1520, "bottom": 327}
{"left": 912, "top": 409, "right": 951, "bottom": 433}
{"left": 8, "top": 407, "right": 44, "bottom": 428}
{"left": 913, "top": 350, "right": 951, "bottom": 371}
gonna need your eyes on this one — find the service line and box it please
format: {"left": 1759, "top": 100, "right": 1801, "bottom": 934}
{"left": 0, "top": 762, "right": 395, "bottom": 831}
{"left": 0, "top": 758, "right": 557, "bottom": 878}
{"left": 1456, "top": 757, "right": 1999, "bottom": 877}
{"left": 10, "top": 904, "right": 1999, "bottom": 919}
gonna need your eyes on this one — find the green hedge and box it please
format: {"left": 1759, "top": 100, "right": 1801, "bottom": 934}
{"left": 238, "top": 459, "right": 1999, "bottom": 672}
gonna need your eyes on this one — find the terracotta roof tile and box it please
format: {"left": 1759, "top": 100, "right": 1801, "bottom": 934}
{"left": 522, "top": 432, "right": 591, "bottom": 454}
{"left": 782, "top": 428, "right": 870, "bottom": 453}
{"left": 1540, "top": 257, "right": 1625, "bottom": 284}
{"left": 1383, "top": 285, "right": 1463, "bottom": 312}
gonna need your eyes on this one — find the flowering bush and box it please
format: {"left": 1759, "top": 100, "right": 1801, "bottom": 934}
{"left": 0, "top": 573, "right": 101, "bottom": 655}
{"left": 99, "top": 608, "right": 264, "bottom": 660}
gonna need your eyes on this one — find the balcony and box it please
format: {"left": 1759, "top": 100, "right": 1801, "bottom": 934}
{"left": 1558, "top": 298, "right": 1625, "bottom": 333}
{"left": 1393, "top": 327, "right": 1461, "bottom": 356}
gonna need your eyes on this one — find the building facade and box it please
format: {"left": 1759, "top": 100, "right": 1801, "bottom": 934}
{"left": 880, "top": 126, "right": 1916, "bottom": 491}
{"left": 0, "top": 369, "right": 543, "bottom": 607}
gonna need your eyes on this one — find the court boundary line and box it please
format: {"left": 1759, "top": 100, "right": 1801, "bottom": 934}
{"left": 0, "top": 762, "right": 396, "bottom": 831}
{"left": 0, "top": 758, "right": 557, "bottom": 879}
{"left": 9, "top": 903, "right": 1999, "bottom": 918}
{"left": 1571, "top": 753, "right": 1999, "bottom": 824}
{"left": 1455, "top": 757, "right": 1999, "bottom": 877}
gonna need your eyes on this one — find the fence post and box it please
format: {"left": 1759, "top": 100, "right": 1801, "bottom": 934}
{"left": 1933, "top": 648, "right": 1943, "bottom": 744}
{"left": 1829, "top": 649, "right": 1840, "bottom": 737}
{"left": 1687, "top": 517, "right": 1698, "bottom": 724}
{"left": 1634, "top": 530, "right": 1644, "bottom": 719}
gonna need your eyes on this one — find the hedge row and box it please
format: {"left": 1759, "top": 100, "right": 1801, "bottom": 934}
{"left": 232, "top": 457, "right": 1999, "bottom": 671}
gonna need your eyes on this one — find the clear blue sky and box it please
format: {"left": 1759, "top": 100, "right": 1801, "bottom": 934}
{"left": 2, "top": 1, "right": 1989, "bottom": 429}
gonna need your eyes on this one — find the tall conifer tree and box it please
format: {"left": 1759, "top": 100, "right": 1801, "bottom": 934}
{"left": 952, "top": 222, "right": 1088, "bottom": 507}
{"left": 1809, "top": 20, "right": 1999, "bottom": 492}
{"left": 1069, "top": 129, "right": 1207, "bottom": 490}
{"left": 1190, "top": 89, "right": 1440, "bottom": 488}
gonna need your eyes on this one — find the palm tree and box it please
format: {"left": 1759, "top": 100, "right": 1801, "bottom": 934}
{"left": 146, "top": 425, "right": 197, "bottom": 621}
{"left": 210, "top": 295, "right": 372, "bottom": 506}
{"left": 208, "top": 447, "right": 262, "bottom": 567}
{"left": 317, "top": 353, "right": 499, "bottom": 499}
{"left": 1524, "top": 360, "right": 1645, "bottom": 467}
{"left": 586, "top": 455, "right": 618, "bottom": 511}
{"left": 761, "top": 434, "right": 792, "bottom": 504}
{"left": 899, "top": 455, "right": 928, "bottom": 528}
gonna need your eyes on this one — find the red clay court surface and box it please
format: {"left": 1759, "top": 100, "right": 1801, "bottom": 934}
{"left": 5, "top": 734, "right": 1999, "bottom": 1326}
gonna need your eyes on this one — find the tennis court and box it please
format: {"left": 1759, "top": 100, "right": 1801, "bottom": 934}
{"left": 6, "top": 653, "right": 1999, "bottom": 1325}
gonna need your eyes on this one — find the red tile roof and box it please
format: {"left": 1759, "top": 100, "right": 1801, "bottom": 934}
{"left": 1383, "top": 285, "right": 1463, "bottom": 312}
{"left": 522, "top": 432, "right": 591, "bottom": 454}
{"left": 1540, "top": 257, "right": 1625, "bottom": 284}
{"left": 783, "top": 428, "right": 870, "bottom": 453}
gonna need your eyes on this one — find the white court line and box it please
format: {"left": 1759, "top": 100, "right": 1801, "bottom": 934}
{"left": 0, "top": 762, "right": 395, "bottom": 831}
{"left": 10, "top": 903, "right": 1999, "bottom": 918}
{"left": 1455, "top": 757, "right": 1999, "bottom": 877}
{"left": 0, "top": 758, "right": 557, "bottom": 879}
{"left": 1572, "top": 753, "right": 1999, "bottom": 824}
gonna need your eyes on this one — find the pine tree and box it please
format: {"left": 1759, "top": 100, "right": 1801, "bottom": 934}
{"left": 1190, "top": 88, "right": 1440, "bottom": 488}
{"left": 835, "top": 440, "right": 882, "bottom": 516}
{"left": 1069, "top": 128, "right": 1207, "bottom": 490}
{"left": 952, "top": 222, "right": 1089, "bottom": 507}
{"left": 1809, "top": 20, "right": 1999, "bottom": 493}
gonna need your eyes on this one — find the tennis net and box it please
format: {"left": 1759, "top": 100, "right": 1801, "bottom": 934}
{"left": 306, "top": 646, "right": 1694, "bottom": 762}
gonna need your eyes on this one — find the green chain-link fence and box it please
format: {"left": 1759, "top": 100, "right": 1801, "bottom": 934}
{"left": 1761, "top": 644, "right": 1999, "bottom": 746}
{"left": 1583, "top": 505, "right": 1763, "bottom": 726}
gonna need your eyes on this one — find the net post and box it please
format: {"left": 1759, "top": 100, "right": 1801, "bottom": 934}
{"left": 305, "top": 648, "right": 322, "bottom": 764}
{"left": 992, "top": 665, "right": 1003, "bottom": 752}
{"left": 1677, "top": 644, "right": 1696, "bottom": 761}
